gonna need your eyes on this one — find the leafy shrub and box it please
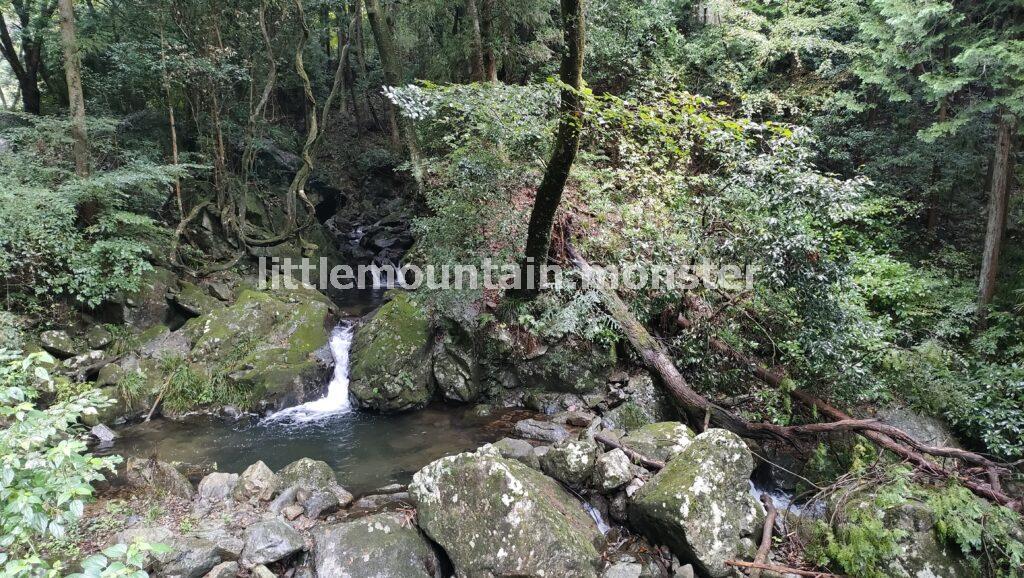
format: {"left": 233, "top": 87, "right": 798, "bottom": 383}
{"left": 0, "top": 350, "right": 120, "bottom": 576}
{"left": 0, "top": 114, "right": 191, "bottom": 308}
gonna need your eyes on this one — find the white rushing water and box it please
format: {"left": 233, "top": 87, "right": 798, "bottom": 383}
{"left": 263, "top": 324, "right": 355, "bottom": 424}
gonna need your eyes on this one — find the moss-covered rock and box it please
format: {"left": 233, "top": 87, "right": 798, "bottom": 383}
{"left": 277, "top": 457, "right": 336, "bottom": 491}
{"left": 514, "top": 337, "right": 616, "bottom": 394}
{"left": 628, "top": 429, "right": 762, "bottom": 578}
{"left": 349, "top": 292, "right": 433, "bottom": 412}
{"left": 432, "top": 334, "right": 480, "bottom": 403}
{"left": 540, "top": 438, "right": 600, "bottom": 488}
{"left": 312, "top": 512, "right": 443, "bottom": 577}
{"left": 169, "top": 280, "right": 225, "bottom": 317}
{"left": 604, "top": 374, "right": 676, "bottom": 431}
{"left": 410, "top": 446, "right": 604, "bottom": 577}
{"left": 619, "top": 422, "right": 696, "bottom": 462}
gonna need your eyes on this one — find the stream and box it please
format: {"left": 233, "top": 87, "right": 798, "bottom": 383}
{"left": 101, "top": 292, "right": 522, "bottom": 495}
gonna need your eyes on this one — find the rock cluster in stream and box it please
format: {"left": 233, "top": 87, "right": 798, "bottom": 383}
{"left": 109, "top": 409, "right": 974, "bottom": 578}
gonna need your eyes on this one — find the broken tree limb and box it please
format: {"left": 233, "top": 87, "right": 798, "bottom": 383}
{"left": 726, "top": 560, "right": 845, "bottom": 578}
{"left": 594, "top": 432, "right": 666, "bottom": 470}
{"left": 567, "top": 243, "right": 1017, "bottom": 509}
{"left": 675, "top": 311, "right": 1019, "bottom": 509}
{"left": 751, "top": 494, "right": 777, "bottom": 578}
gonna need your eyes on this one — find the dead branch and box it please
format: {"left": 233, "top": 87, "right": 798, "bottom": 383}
{"left": 594, "top": 432, "right": 666, "bottom": 470}
{"left": 726, "top": 560, "right": 845, "bottom": 578}
{"left": 751, "top": 494, "right": 777, "bottom": 578}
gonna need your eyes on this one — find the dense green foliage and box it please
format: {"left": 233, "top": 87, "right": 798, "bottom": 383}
{"left": 0, "top": 351, "right": 120, "bottom": 576}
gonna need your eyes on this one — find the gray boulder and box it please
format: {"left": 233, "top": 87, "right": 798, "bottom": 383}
{"left": 197, "top": 472, "right": 239, "bottom": 503}
{"left": 232, "top": 461, "right": 281, "bottom": 501}
{"left": 540, "top": 438, "right": 600, "bottom": 488}
{"left": 410, "top": 446, "right": 603, "bottom": 577}
{"left": 40, "top": 329, "right": 78, "bottom": 358}
{"left": 278, "top": 457, "right": 336, "bottom": 490}
{"left": 619, "top": 422, "right": 695, "bottom": 462}
{"left": 513, "top": 418, "right": 572, "bottom": 443}
{"left": 593, "top": 449, "right": 634, "bottom": 491}
{"left": 241, "top": 518, "right": 305, "bottom": 565}
{"left": 85, "top": 326, "right": 113, "bottom": 349}
{"left": 161, "top": 536, "right": 224, "bottom": 578}
{"left": 313, "top": 512, "right": 443, "bottom": 577}
{"left": 204, "top": 561, "right": 239, "bottom": 578}
{"left": 629, "top": 429, "right": 762, "bottom": 578}
{"left": 433, "top": 335, "right": 480, "bottom": 403}
{"left": 302, "top": 489, "right": 342, "bottom": 519}
{"left": 125, "top": 457, "right": 195, "bottom": 499}
{"left": 493, "top": 437, "right": 540, "bottom": 469}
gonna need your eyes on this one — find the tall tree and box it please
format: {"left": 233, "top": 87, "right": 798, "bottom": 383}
{"left": 365, "top": 0, "right": 421, "bottom": 181}
{"left": 978, "top": 111, "right": 1015, "bottom": 317}
{"left": 465, "top": 0, "right": 485, "bottom": 81}
{"left": 0, "top": 0, "right": 58, "bottom": 113}
{"left": 480, "top": 0, "right": 497, "bottom": 81}
{"left": 513, "top": 0, "right": 584, "bottom": 299}
{"left": 57, "top": 0, "right": 88, "bottom": 176}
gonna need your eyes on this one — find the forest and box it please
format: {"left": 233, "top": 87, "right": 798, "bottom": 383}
{"left": 0, "top": 0, "right": 1022, "bottom": 576}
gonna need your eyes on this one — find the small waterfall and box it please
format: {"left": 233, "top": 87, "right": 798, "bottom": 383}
{"left": 583, "top": 501, "right": 612, "bottom": 534}
{"left": 263, "top": 324, "right": 354, "bottom": 424}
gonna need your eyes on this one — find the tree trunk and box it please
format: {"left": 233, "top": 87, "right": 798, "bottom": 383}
{"left": 365, "top": 0, "right": 422, "bottom": 183}
{"left": 465, "top": 0, "right": 485, "bottom": 82}
{"left": 481, "top": 0, "right": 497, "bottom": 81}
{"left": 978, "top": 111, "right": 1016, "bottom": 319}
{"left": 513, "top": 0, "right": 584, "bottom": 299}
{"left": 0, "top": 12, "right": 40, "bottom": 114}
{"left": 58, "top": 0, "right": 89, "bottom": 177}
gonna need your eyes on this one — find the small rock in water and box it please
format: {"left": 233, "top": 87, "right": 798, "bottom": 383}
{"left": 373, "top": 483, "right": 407, "bottom": 494}
{"left": 514, "top": 418, "right": 572, "bottom": 443}
{"left": 351, "top": 492, "right": 413, "bottom": 511}
{"left": 90, "top": 423, "right": 117, "bottom": 443}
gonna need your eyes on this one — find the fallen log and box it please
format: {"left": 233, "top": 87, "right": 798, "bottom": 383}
{"left": 566, "top": 243, "right": 1016, "bottom": 509}
{"left": 725, "top": 560, "right": 845, "bottom": 578}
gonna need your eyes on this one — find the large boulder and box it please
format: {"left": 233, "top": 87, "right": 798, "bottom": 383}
{"left": 619, "top": 422, "right": 695, "bottom": 463}
{"left": 180, "top": 285, "right": 335, "bottom": 412}
{"left": 514, "top": 337, "right": 616, "bottom": 394}
{"left": 312, "top": 512, "right": 443, "bottom": 577}
{"left": 629, "top": 429, "right": 762, "bottom": 578}
{"left": 349, "top": 292, "right": 433, "bottom": 412}
{"left": 823, "top": 488, "right": 972, "bottom": 578}
{"left": 39, "top": 330, "right": 78, "bottom": 358}
{"left": 124, "top": 458, "right": 195, "bottom": 499}
{"left": 410, "top": 446, "right": 604, "bottom": 577}
{"left": 432, "top": 334, "right": 480, "bottom": 403}
{"left": 278, "top": 458, "right": 337, "bottom": 491}
{"left": 241, "top": 518, "right": 305, "bottom": 565}
{"left": 197, "top": 472, "right": 239, "bottom": 503}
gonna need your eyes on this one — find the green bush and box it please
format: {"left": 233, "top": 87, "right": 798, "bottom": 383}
{"left": 0, "top": 350, "right": 121, "bottom": 576}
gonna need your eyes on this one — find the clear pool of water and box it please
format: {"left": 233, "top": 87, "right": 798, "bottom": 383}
{"left": 102, "top": 404, "right": 525, "bottom": 495}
